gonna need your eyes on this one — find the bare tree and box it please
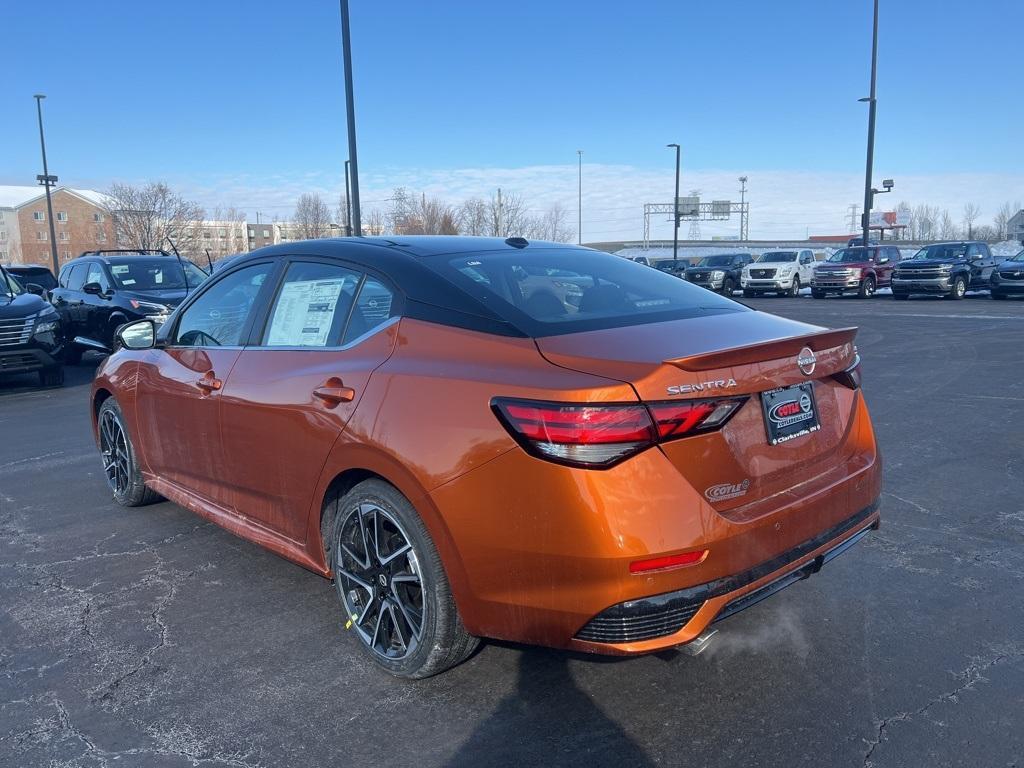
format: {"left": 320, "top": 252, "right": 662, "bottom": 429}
{"left": 293, "top": 193, "right": 332, "bottom": 239}
{"left": 488, "top": 191, "right": 532, "bottom": 237}
{"left": 458, "top": 198, "right": 489, "bottom": 235}
{"left": 939, "top": 209, "right": 959, "bottom": 240}
{"left": 994, "top": 201, "right": 1021, "bottom": 240}
{"left": 103, "top": 182, "right": 205, "bottom": 254}
{"left": 337, "top": 192, "right": 350, "bottom": 236}
{"left": 364, "top": 208, "right": 386, "bottom": 236}
{"left": 525, "top": 203, "right": 575, "bottom": 242}
{"left": 972, "top": 224, "right": 996, "bottom": 241}
{"left": 962, "top": 203, "right": 981, "bottom": 239}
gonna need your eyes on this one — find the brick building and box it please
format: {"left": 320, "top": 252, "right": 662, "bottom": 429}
{"left": 1, "top": 186, "right": 114, "bottom": 268}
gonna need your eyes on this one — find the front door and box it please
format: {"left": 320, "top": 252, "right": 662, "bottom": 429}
{"left": 217, "top": 261, "right": 399, "bottom": 541}
{"left": 134, "top": 261, "right": 276, "bottom": 505}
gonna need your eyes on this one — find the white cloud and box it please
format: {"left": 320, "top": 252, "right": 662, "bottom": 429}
{"left": 123, "top": 164, "right": 1024, "bottom": 242}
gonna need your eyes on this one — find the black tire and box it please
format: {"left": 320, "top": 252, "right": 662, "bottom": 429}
{"left": 787, "top": 277, "right": 801, "bottom": 297}
{"left": 38, "top": 366, "right": 64, "bottom": 388}
{"left": 721, "top": 278, "right": 736, "bottom": 296}
{"left": 328, "top": 479, "right": 478, "bottom": 678}
{"left": 992, "top": 291, "right": 1007, "bottom": 300}
{"left": 811, "top": 288, "right": 826, "bottom": 299}
{"left": 97, "top": 398, "right": 162, "bottom": 507}
{"left": 64, "top": 345, "right": 83, "bottom": 366}
{"left": 946, "top": 275, "right": 967, "bottom": 300}
{"left": 893, "top": 292, "right": 909, "bottom": 301}
{"left": 858, "top": 275, "right": 876, "bottom": 299}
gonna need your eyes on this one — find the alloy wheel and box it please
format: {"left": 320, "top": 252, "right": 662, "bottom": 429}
{"left": 335, "top": 502, "right": 424, "bottom": 661}
{"left": 99, "top": 410, "right": 131, "bottom": 495}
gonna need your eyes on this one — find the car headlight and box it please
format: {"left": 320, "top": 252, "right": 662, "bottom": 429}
{"left": 710, "top": 270, "right": 725, "bottom": 279}
{"left": 130, "top": 299, "right": 171, "bottom": 316}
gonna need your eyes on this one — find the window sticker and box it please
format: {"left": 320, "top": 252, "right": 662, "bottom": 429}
{"left": 267, "top": 278, "right": 347, "bottom": 347}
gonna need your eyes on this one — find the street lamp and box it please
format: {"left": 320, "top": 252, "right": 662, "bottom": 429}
{"left": 576, "top": 150, "right": 583, "bottom": 245}
{"left": 859, "top": 0, "right": 880, "bottom": 248}
{"left": 667, "top": 144, "right": 680, "bottom": 264}
{"left": 33, "top": 94, "right": 60, "bottom": 274}
{"left": 339, "top": 0, "right": 361, "bottom": 235}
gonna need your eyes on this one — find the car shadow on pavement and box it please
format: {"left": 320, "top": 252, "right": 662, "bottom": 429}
{"left": 445, "top": 646, "right": 656, "bottom": 767}
{"left": 0, "top": 354, "right": 99, "bottom": 396}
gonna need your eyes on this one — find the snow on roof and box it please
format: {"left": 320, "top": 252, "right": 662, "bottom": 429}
{"left": 0, "top": 185, "right": 45, "bottom": 208}
{"left": 0, "top": 185, "right": 112, "bottom": 209}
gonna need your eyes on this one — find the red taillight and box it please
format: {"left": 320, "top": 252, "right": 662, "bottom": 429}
{"left": 492, "top": 396, "right": 747, "bottom": 468}
{"left": 630, "top": 549, "right": 708, "bottom": 574}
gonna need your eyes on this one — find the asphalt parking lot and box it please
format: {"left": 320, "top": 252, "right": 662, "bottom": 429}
{"left": 2, "top": 293, "right": 1023, "bottom": 768}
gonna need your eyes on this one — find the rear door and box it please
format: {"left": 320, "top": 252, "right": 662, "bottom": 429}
{"left": 971, "top": 244, "right": 996, "bottom": 287}
{"left": 217, "top": 259, "right": 400, "bottom": 541}
{"left": 52, "top": 262, "right": 87, "bottom": 333}
{"left": 134, "top": 261, "right": 277, "bottom": 504}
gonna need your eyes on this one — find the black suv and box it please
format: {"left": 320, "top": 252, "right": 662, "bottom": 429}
{"left": 51, "top": 250, "right": 208, "bottom": 363}
{"left": 891, "top": 241, "right": 998, "bottom": 300}
{"left": 684, "top": 253, "right": 753, "bottom": 295}
{"left": 4, "top": 265, "right": 59, "bottom": 295}
{"left": 0, "top": 265, "right": 65, "bottom": 387}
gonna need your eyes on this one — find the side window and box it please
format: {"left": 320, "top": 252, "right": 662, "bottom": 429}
{"left": 58, "top": 266, "right": 71, "bottom": 288}
{"left": 966, "top": 244, "right": 980, "bottom": 258}
{"left": 263, "top": 262, "right": 361, "bottom": 347}
{"left": 174, "top": 263, "right": 273, "bottom": 347}
{"left": 66, "top": 263, "right": 87, "bottom": 291}
{"left": 85, "top": 262, "right": 108, "bottom": 290}
{"left": 342, "top": 277, "right": 396, "bottom": 345}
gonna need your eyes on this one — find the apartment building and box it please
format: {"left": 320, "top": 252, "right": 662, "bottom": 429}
{"left": 1, "top": 186, "right": 114, "bottom": 267}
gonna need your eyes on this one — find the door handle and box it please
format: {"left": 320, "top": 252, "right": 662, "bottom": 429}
{"left": 195, "top": 372, "right": 222, "bottom": 393}
{"left": 312, "top": 378, "right": 355, "bottom": 406}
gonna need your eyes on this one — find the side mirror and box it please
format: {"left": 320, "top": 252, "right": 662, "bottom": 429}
{"left": 82, "top": 282, "right": 104, "bottom": 295}
{"left": 116, "top": 319, "right": 157, "bottom": 350}
{"left": 25, "top": 282, "right": 45, "bottom": 295}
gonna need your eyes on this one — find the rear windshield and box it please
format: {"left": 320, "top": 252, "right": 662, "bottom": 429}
{"left": 107, "top": 258, "right": 208, "bottom": 290}
{"left": 10, "top": 269, "right": 57, "bottom": 290}
{"left": 759, "top": 252, "right": 797, "bottom": 262}
{"left": 425, "top": 248, "right": 746, "bottom": 336}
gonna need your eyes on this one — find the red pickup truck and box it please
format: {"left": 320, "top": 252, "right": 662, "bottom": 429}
{"left": 811, "top": 245, "right": 901, "bottom": 299}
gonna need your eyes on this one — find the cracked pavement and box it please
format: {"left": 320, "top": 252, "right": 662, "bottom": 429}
{"left": 2, "top": 296, "right": 1023, "bottom": 767}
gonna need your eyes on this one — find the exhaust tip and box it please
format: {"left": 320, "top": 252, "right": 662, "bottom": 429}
{"left": 680, "top": 628, "right": 719, "bottom": 656}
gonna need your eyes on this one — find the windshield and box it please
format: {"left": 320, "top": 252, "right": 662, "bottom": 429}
{"left": 759, "top": 252, "right": 798, "bottom": 262}
{"left": 1, "top": 268, "right": 24, "bottom": 297}
{"left": 912, "top": 244, "right": 967, "bottom": 261}
{"left": 1009, "top": 250, "right": 1024, "bottom": 263}
{"left": 428, "top": 248, "right": 745, "bottom": 336}
{"left": 696, "top": 255, "right": 736, "bottom": 267}
{"left": 827, "top": 248, "right": 873, "bottom": 263}
{"left": 108, "top": 259, "right": 209, "bottom": 290}
{"left": 652, "top": 260, "right": 683, "bottom": 271}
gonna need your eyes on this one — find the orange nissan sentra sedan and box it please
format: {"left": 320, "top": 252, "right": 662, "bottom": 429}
{"left": 90, "top": 236, "right": 880, "bottom": 677}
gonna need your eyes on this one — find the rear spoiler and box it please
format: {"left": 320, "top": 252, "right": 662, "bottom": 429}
{"left": 665, "top": 327, "right": 858, "bottom": 372}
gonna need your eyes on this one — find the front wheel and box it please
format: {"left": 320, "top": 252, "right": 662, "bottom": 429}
{"left": 992, "top": 291, "right": 1007, "bottom": 300}
{"left": 97, "top": 398, "right": 162, "bottom": 506}
{"left": 788, "top": 277, "right": 801, "bottom": 297}
{"left": 946, "top": 276, "right": 966, "bottom": 300}
{"left": 721, "top": 278, "right": 736, "bottom": 296}
{"left": 328, "top": 479, "right": 478, "bottom": 678}
{"left": 742, "top": 289, "right": 756, "bottom": 298}
{"left": 811, "top": 288, "right": 826, "bottom": 299}
{"left": 858, "top": 276, "right": 876, "bottom": 299}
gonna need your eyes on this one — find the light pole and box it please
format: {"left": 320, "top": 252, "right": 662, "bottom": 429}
{"left": 576, "top": 150, "right": 583, "bottom": 245}
{"left": 667, "top": 144, "right": 681, "bottom": 264}
{"left": 33, "top": 95, "right": 59, "bottom": 274}
{"left": 344, "top": 159, "right": 353, "bottom": 236}
{"left": 859, "top": 0, "right": 879, "bottom": 248}
{"left": 738, "top": 175, "right": 748, "bottom": 240}
{"left": 339, "top": 0, "right": 361, "bottom": 235}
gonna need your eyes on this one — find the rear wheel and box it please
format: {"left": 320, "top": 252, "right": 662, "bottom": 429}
{"left": 97, "top": 399, "right": 161, "bottom": 507}
{"left": 329, "top": 479, "right": 478, "bottom": 678}
{"left": 946, "top": 275, "right": 966, "bottom": 300}
{"left": 38, "top": 366, "right": 64, "bottom": 388}
{"left": 858, "top": 276, "right": 876, "bottom": 299}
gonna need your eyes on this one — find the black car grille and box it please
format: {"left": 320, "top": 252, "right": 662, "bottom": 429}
{"left": 999, "top": 270, "right": 1024, "bottom": 281}
{"left": 0, "top": 317, "right": 34, "bottom": 347}
{"left": 750, "top": 268, "right": 775, "bottom": 279}
{"left": 895, "top": 269, "right": 948, "bottom": 280}
{"left": 689, "top": 272, "right": 708, "bottom": 281}
{"left": 0, "top": 352, "right": 38, "bottom": 370}
{"left": 574, "top": 502, "right": 879, "bottom": 645}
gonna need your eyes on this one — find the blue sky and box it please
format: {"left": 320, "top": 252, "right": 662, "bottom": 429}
{"left": 4, "top": 0, "right": 1022, "bottom": 239}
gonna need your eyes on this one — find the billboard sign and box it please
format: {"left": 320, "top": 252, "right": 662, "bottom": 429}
{"left": 676, "top": 196, "right": 700, "bottom": 218}
{"left": 868, "top": 210, "right": 910, "bottom": 229}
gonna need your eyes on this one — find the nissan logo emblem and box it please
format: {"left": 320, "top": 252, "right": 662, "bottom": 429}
{"left": 797, "top": 346, "right": 816, "bottom": 376}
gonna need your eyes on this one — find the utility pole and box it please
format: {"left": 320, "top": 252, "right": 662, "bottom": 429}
{"left": 667, "top": 144, "right": 680, "bottom": 264}
{"left": 848, "top": 204, "right": 859, "bottom": 232}
{"left": 344, "top": 159, "right": 353, "bottom": 236}
{"left": 576, "top": 150, "right": 583, "bottom": 245}
{"left": 860, "top": 0, "right": 880, "bottom": 248}
{"left": 339, "top": 0, "right": 361, "bottom": 235}
{"left": 33, "top": 95, "right": 59, "bottom": 274}
{"left": 741, "top": 177, "right": 749, "bottom": 240}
